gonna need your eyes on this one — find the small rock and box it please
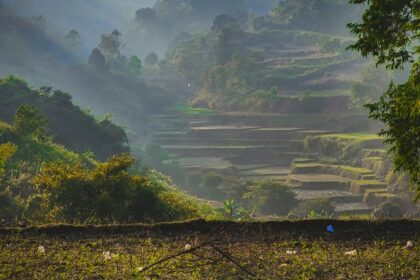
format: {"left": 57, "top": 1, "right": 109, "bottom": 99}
{"left": 280, "top": 263, "right": 288, "bottom": 268}
{"left": 344, "top": 250, "right": 357, "bottom": 256}
{"left": 403, "top": 240, "right": 415, "bottom": 250}
{"left": 286, "top": 250, "right": 297, "bottom": 255}
{"left": 137, "top": 266, "right": 144, "bottom": 272}
{"left": 184, "top": 243, "right": 192, "bottom": 251}
{"left": 18, "top": 221, "right": 26, "bottom": 227}
{"left": 37, "top": 245, "right": 45, "bottom": 254}
{"left": 102, "top": 251, "right": 112, "bottom": 261}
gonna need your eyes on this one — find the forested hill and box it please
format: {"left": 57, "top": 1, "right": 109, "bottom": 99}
{"left": 0, "top": 76, "right": 128, "bottom": 160}
{"left": 0, "top": 3, "right": 76, "bottom": 74}
{"left": 1, "top": 0, "right": 155, "bottom": 53}
{"left": 0, "top": 2, "right": 177, "bottom": 144}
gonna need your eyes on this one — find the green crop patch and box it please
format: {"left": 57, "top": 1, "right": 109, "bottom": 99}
{"left": 170, "top": 105, "right": 213, "bottom": 116}
{"left": 320, "top": 133, "right": 383, "bottom": 141}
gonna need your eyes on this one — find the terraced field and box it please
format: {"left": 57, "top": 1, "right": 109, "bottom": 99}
{"left": 150, "top": 110, "right": 392, "bottom": 217}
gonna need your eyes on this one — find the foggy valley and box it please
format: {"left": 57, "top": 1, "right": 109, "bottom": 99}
{"left": 0, "top": 1, "right": 419, "bottom": 279}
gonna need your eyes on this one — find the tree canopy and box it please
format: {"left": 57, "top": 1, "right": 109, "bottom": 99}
{"left": 348, "top": 0, "right": 420, "bottom": 198}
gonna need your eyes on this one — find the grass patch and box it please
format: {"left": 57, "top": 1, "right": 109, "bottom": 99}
{"left": 364, "top": 188, "right": 388, "bottom": 194}
{"left": 0, "top": 220, "right": 419, "bottom": 279}
{"left": 333, "top": 165, "right": 372, "bottom": 174}
{"left": 353, "top": 180, "right": 385, "bottom": 186}
{"left": 284, "top": 89, "right": 351, "bottom": 97}
{"left": 320, "top": 133, "right": 383, "bottom": 141}
{"left": 170, "top": 104, "right": 213, "bottom": 116}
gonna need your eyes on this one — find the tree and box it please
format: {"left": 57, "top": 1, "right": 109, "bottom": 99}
{"left": 211, "top": 14, "right": 237, "bottom": 32}
{"left": 0, "top": 142, "right": 16, "bottom": 179}
{"left": 243, "top": 179, "right": 297, "bottom": 216}
{"left": 65, "top": 29, "right": 81, "bottom": 47}
{"left": 348, "top": 0, "right": 420, "bottom": 198}
{"left": 34, "top": 154, "right": 201, "bottom": 223}
{"left": 348, "top": 0, "right": 419, "bottom": 69}
{"left": 145, "top": 52, "right": 159, "bottom": 66}
{"left": 88, "top": 48, "right": 107, "bottom": 72}
{"left": 135, "top": 7, "right": 157, "bottom": 26}
{"left": 34, "top": 154, "right": 157, "bottom": 223}
{"left": 13, "top": 105, "right": 48, "bottom": 140}
{"left": 128, "top": 55, "right": 142, "bottom": 77}
{"left": 98, "top": 29, "right": 122, "bottom": 58}
{"left": 214, "top": 23, "right": 244, "bottom": 65}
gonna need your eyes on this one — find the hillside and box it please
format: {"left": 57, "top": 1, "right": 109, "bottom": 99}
{"left": 0, "top": 76, "right": 128, "bottom": 160}
{"left": 0, "top": 3, "right": 180, "bottom": 144}
{"left": 1, "top": 0, "right": 155, "bottom": 54}
{"left": 0, "top": 117, "right": 215, "bottom": 225}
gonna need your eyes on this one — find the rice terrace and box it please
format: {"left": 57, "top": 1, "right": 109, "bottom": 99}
{"left": 0, "top": 0, "right": 419, "bottom": 279}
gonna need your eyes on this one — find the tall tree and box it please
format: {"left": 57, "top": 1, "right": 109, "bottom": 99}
{"left": 145, "top": 52, "right": 159, "bottom": 66}
{"left": 13, "top": 105, "right": 48, "bottom": 140}
{"left": 128, "top": 56, "right": 142, "bottom": 77}
{"left": 98, "top": 29, "right": 122, "bottom": 58}
{"left": 347, "top": 0, "right": 419, "bottom": 198}
{"left": 88, "top": 48, "right": 107, "bottom": 72}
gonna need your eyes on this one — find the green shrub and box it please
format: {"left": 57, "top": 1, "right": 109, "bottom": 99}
{"left": 288, "top": 198, "right": 335, "bottom": 219}
{"left": 34, "top": 154, "right": 211, "bottom": 223}
{"left": 243, "top": 179, "right": 297, "bottom": 216}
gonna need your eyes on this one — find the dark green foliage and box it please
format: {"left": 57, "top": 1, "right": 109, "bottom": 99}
{"left": 88, "top": 48, "right": 108, "bottom": 72}
{"left": 135, "top": 7, "right": 157, "bottom": 26}
{"left": 34, "top": 154, "right": 150, "bottom": 223}
{"left": 128, "top": 56, "right": 142, "bottom": 77}
{"left": 64, "top": 29, "right": 81, "bottom": 48}
{"left": 347, "top": 0, "right": 419, "bottom": 69}
{"left": 145, "top": 52, "right": 159, "bottom": 66}
{"left": 243, "top": 179, "right": 297, "bottom": 216}
{"left": 34, "top": 154, "right": 206, "bottom": 223}
{"left": 98, "top": 29, "right": 122, "bottom": 58}
{"left": 211, "top": 14, "right": 238, "bottom": 32}
{"left": 170, "top": 32, "right": 216, "bottom": 82}
{"left": 214, "top": 23, "right": 244, "bottom": 65}
{"left": 0, "top": 76, "right": 129, "bottom": 160}
{"left": 365, "top": 67, "right": 420, "bottom": 197}
{"left": 13, "top": 105, "right": 48, "bottom": 140}
{"left": 0, "top": 142, "right": 16, "bottom": 179}
{"left": 0, "top": 114, "right": 211, "bottom": 224}
{"left": 289, "top": 198, "right": 335, "bottom": 219}
{"left": 348, "top": 0, "right": 419, "bottom": 198}
{"left": 372, "top": 201, "right": 403, "bottom": 219}
{"left": 200, "top": 172, "right": 225, "bottom": 200}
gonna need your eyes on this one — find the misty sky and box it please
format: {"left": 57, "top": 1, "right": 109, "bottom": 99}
{"left": 2, "top": 0, "right": 156, "bottom": 54}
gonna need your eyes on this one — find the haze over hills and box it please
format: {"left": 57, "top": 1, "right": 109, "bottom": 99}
{"left": 2, "top": 0, "right": 155, "bottom": 54}
{"left": 0, "top": 1, "right": 419, "bottom": 277}
{"left": 0, "top": 0, "right": 418, "bottom": 226}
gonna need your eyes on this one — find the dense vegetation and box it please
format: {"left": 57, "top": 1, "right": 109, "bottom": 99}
{"left": 0, "top": 3, "right": 179, "bottom": 146}
{"left": 348, "top": 0, "right": 420, "bottom": 198}
{"left": 0, "top": 78, "right": 214, "bottom": 225}
{"left": 0, "top": 0, "right": 418, "bottom": 224}
{"left": 0, "top": 1, "right": 419, "bottom": 277}
{"left": 0, "top": 76, "right": 128, "bottom": 160}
